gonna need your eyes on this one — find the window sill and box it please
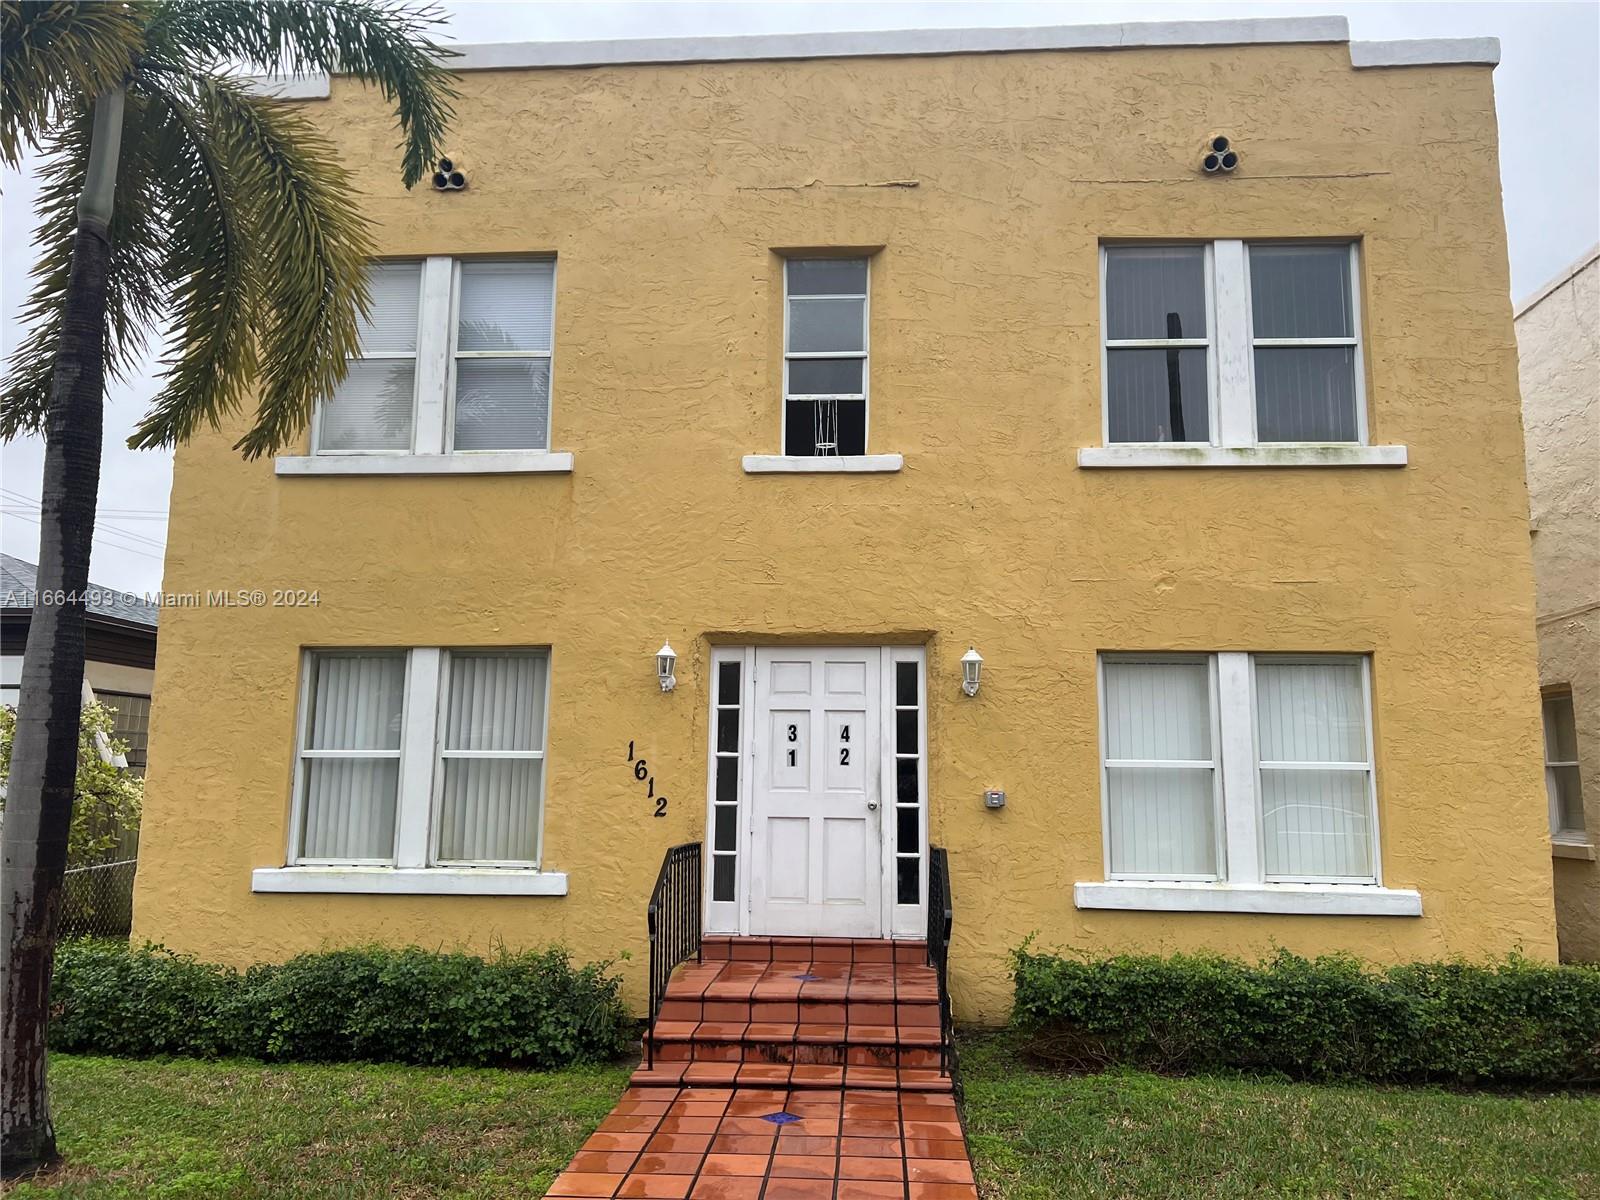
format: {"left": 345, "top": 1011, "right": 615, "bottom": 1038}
{"left": 1074, "top": 880, "right": 1422, "bottom": 916}
{"left": 742, "top": 454, "right": 904, "bottom": 474}
{"left": 1077, "top": 445, "right": 1408, "bottom": 470}
{"left": 251, "top": 867, "right": 569, "bottom": 896}
{"left": 1552, "top": 840, "right": 1597, "bottom": 861}
{"left": 275, "top": 451, "right": 574, "bottom": 477}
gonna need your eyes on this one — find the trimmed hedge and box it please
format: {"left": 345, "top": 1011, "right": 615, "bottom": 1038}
{"left": 51, "top": 940, "right": 632, "bottom": 1067}
{"left": 1012, "top": 946, "right": 1600, "bottom": 1086}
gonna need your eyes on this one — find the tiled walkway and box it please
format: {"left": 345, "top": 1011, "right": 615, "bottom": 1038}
{"left": 545, "top": 1083, "right": 976, "bottom": 1198}
{"left": 544, "top": 938, "right": 976, "bottom": 1199}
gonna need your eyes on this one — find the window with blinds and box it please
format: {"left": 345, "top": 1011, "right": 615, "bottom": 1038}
{"left": 313, "top": 257, "right": 556, "bottom": 455}
{"left": 292, "top": 648, "right": 551, "bottom": 868}
{"left": 317, "top": 262, "right": 421, "bottom": 452}
{"left": 1543, "top": 692, "right": 1587, "bottom": 839}
{"left": 1100, "top": 240, "right": 1365, "bottom": 447}
{"left": 1099, "top": 652, "right": 1379, "bottom": 886}
{"left": 784, "top": 257, "right": 868, "bottom": 456}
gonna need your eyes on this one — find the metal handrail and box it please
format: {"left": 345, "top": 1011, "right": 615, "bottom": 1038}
{"left": 645, "top": 842, "right": 702, "bottom": 1069}
{"left": 927, "top": 845, "right": 954, "bottom": 1075}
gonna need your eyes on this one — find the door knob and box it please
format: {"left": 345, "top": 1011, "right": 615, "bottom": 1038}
{"left": 867, "top": 800, "right": 878, "bottom": 811}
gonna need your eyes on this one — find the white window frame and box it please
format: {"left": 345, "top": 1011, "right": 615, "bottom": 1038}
{"left": 1244, "top": 241, "right": 1368, "bottom": 446}
{"left": 428, "top": 648, "right": 552, "bottom": 869}
{"left": 781, "top": 256, "right": 871, "bottom": 456}
{"left": 1250, "top": 653, "right": 1381, "bottom": 887}
{"left": 1087, "top": 651, "right": 1409, "bottom": 914}
{"left": 1098, "top": 243, "right": 1221, "bottom": 448}
{"left": 704, "top": 645, "right": 753, "bottom": 934}
{"left": 1097, "top": 653, "right": 1226, "bottom": 883}
{"left": 1543, "top": 690, "right": 1587, "bottom": 842}
{"left": 310, "top": 260, "right": 426, "bottom": 458}
{"left": 265, "top": 646, "right": 565, "bottom": 895}
{"left": 290, "top": 257, "right": 571, "bottom": 476}
{"left": 1085, "top": 240, "right": 1400, "bottom": 469}
{"left": 443, "top": 257, "right": 558, "bottom": 455}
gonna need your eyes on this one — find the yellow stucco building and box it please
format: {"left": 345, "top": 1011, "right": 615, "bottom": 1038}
{"left": 133, "top": 16, "right": 1559, "bottom": 1021}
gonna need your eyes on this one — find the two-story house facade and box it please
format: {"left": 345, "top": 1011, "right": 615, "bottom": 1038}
{"left": 132, "top": 16, "right": 1557, "bottom": 1020}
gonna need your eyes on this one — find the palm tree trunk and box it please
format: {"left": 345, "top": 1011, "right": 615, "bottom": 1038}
{"left": 1, "top": 89, "right": 124, "bottom": 1178}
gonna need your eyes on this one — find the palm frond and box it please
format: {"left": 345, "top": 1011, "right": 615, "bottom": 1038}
{"left": 0, "top": 91, "right": 166, "bottom": 438}
{"left": 0, "top": 0, "right": 144, "bottom": 169}
{"left": 120, "top": 71, "right": 261, "bottom": 449}
{"left": 144, "top": 0, "right": 456, "bottom": 188}
{"left": 127, "top": 72, "right": 373, "bottom": 457}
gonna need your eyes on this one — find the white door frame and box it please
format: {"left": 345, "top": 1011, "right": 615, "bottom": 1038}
{"left": 703, "top": 644, "right": 927, "bottom": 939}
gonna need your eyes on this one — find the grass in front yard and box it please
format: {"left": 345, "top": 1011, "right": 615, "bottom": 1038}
{"left": 959, "top": 1031, "right": 1600, "bottom": 1199}
{"left": 5, "top": 1054, "right": 629, "bottom": 1199}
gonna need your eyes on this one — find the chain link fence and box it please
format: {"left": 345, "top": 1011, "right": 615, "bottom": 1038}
{"left": 60, "top": 858, "right": 137, "bottom": 940}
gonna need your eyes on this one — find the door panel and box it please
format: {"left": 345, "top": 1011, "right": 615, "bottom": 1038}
{"left": 752, "top": 647, "right": 883, "bottom": 937}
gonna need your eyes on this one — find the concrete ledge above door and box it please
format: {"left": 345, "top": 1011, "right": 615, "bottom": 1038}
{"left": 1075, "top": 880, "right": 1422, "bottom": 916}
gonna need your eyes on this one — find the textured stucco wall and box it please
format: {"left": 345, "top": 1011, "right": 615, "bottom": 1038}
{"left": 1519, "top": 251, "right": 1600, "bottom": 962}
{"left": 132, "top": 42, "right": 1556, "bottom": 1020}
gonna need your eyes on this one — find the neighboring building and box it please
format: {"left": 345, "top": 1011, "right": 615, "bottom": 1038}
{"left": 1519, "top": 247, "right": 1600, "bottom": 962}
{"left": 1, "top": 554, "right": 158, "bottom": 774}
{"left": 133, "top": 17, "right": 1556, "bottom": 1021}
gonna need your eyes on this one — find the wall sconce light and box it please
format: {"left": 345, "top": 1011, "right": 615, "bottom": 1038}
{"left": 961, "top": 647, "right": 983, "bottom": 697}
{"left": 656, "top": 642, "right": 677, "bottom": 693}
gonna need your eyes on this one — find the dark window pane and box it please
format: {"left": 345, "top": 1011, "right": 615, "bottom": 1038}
{"left": 717, "top": 709, "right": 739, "bottom": 753}
{"left": 789, "top": 298, "right": 865, "bottom": 353}
{"left": 1105, "top": 246, "right": 1207, "bottom": 341}
{"left": 787, "top": 357, "right": 864, "bottom": 396}
{"left": 896, "top": 710, "right": 918, "bottom": 754}
{"left": 716, "top": 756, "right": 738, "bottom": 804}
{"left": 1249, "top": 245, "right": 1352, "bottom": 339}
{"left": 897, "top": 806, "right": 919, "bottom": 853}
{"left": 896, "top": 662, "right": 917, "bottom": 707}
{"left": 712, "top": 855, "right": 735, "bottom": 902}
{"left": 718, "top": 662, "right": 740, "bottom": 704}
{"left": 897, "top": 857, "right": 920, "bottom": 905}
{"left": 1254, "top": 347, "right": 1357, "bottom": 442}
{"left": 787, "top": 257, "right": 868, "bottom": 296}
{"left": 714, "top": 804, "right": 737, "bottom": 851}
{"left": 897, "top": 758, "right": 918, "bottom": 803}
{"left": 1106, "top": 348, "right": 1209, "bottom": 443}
{"left": 784, "top": 399, "right": 865, "bottom": 456}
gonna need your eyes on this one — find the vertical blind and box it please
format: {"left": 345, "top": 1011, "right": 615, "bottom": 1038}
{"left": 1250, "top": 246, "right": 1359, "bottom": 443}
{"left": 1103, "top": 659, "right": 1218, "bottom": 877}
{"left": 299, "top": 653, "right": 406, "bottom": 861}
{"left": 318, "top": 262, "right": 421, "bottom": 452}
{"left": 454, "top": 260, "right": 556, "bottom": 451}
{"left": 436, "top": 652, "right": 547, "bottom": 863}
{"left": 1104, "top": 246, "right": 1210, "bottom": 444}
{"left": 1255, "top": 658, "right": 1373, "bottom": 880}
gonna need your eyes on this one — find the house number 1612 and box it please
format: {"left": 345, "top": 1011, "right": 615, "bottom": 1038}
{"left": 626, "top": 741, "right": 667, "bottom": 817}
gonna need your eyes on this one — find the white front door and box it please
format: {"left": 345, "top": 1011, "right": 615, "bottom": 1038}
{"left": 750, "top": 647, "right": 884, "bottom": 937}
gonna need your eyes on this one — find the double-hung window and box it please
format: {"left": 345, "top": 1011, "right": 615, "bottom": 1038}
{"left": 304, "top": 257, "right": 561, "bottom": 470}
{"left": 1543, "top": 691, "right": 1587, "bottom": 842}
{"left": 287, "top": 647, "right": 551, "bottom": 875}
{"left": 784, "top": 257, "right": 869, "bottom": 456}
{"left": 1093, "top": 652, "right": 1402, "bottom": 911}
{"left": 1095, "top": 241, "right": 1385, "bottom": 461}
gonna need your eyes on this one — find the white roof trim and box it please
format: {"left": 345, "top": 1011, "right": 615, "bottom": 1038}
{"left": 251, "top": 17, "right": 1504, "bottom": 99}
{"left": 1515, "top": 244, "right": 1600, "bottom": 317}
{"left": 443, "top": 16, "right": 1349, "bottom": 71}
{"left": 1349, "top": 37, "right": 1500, "bottom": 69}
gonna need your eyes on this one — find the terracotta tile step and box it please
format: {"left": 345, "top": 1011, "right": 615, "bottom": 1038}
{"left": 701, "top": 935, "right": 928, "bottom": 964}
{"left": 646, "top": 1039, "right": 945, "bottom": 1069}
{"left": 628, "top": 1060, "right": 954, "bottom": 1092}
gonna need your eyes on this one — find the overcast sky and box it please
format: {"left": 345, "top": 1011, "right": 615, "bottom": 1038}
{"left": 2, "top": 1, "right": 1596, "bottom": 597}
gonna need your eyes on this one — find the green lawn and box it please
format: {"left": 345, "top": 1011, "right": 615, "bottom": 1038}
{"left": 6, "top": 1044, "right": 1597, "bottom": 1198}
{"left": 961, "top": 1033, "right": 1600, "bottom": 1200}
